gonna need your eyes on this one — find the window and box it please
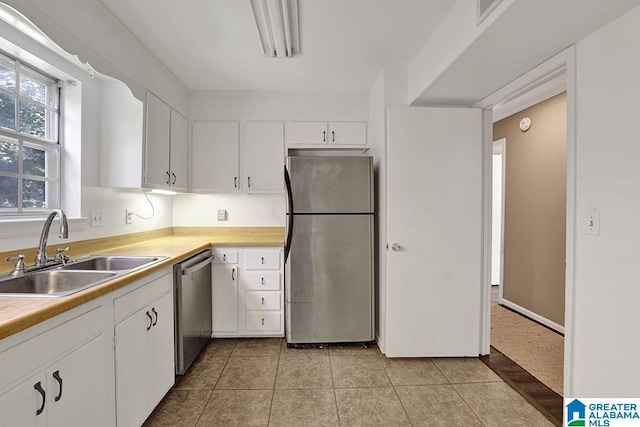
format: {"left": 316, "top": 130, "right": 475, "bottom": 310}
{"left": 0, "top": 50, "right": 60, "bottom": 214}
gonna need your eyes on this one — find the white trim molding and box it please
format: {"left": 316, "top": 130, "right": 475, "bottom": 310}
{"left": 501, "top": 298, "right": 565, "bottom": 334}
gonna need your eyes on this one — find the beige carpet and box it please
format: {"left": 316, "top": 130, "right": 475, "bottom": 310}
{"left": 491, "top": 304, "right": 564, "bottom": 395}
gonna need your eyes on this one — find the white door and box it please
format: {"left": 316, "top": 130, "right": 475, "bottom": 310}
{"left": 169, "top": 111, "right": 189, "bottom": 191}
{"left": 191, "top": 121, "right": 240, "bottom": 192}
{"left": 145, "top": 92, "right": 171, "bottom": 188}
{"left": 47, "top": 336, "right": 108, "bottom": 427}
{"left": 0, "top": 373, "right": 46, "bottom": 427}
{"left": 148, "top": 292, "right": 175, "bottom": 411}
{"left": 243, "top": 121, "right": 284, "bottom": 192}
{"left": 386, "top": 106, "right": 484, "bottom": 357}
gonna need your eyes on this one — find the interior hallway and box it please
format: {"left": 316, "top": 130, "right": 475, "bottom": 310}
{"left": 144, "top": 338, "right": 553, "bottom": 426}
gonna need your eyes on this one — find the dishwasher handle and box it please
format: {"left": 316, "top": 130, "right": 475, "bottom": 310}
{"left": 181, "top": 256, "right": 213, "bottom": 276}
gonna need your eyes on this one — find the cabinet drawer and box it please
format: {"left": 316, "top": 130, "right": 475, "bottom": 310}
{"left": 242, "top": 271, "right": 280, "bottom": 290}
{"left": 114, "top": 272, "right": 172, "bottom": 322}
{"left": 212, "top": 250, "right": 238, "bottom": 265}
{"left": 246, "top": 312, "right": 281, "bottom": 331}
{"left": 245, "top": 292, "right": 281, "bottom": 311}
{"left": 244, "top": 251, "right": 280, "bottom": 270}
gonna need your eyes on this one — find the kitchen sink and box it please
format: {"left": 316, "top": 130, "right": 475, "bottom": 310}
{"left": 0, "top": 270, "right": 117, "bottom": 297}
{"left": 58, "top": 255, "right": 163, "bottom": 271}
{"left": 0, "top": 255, "right": 167, "bottom": 297}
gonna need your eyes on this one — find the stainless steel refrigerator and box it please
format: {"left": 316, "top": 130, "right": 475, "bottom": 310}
{"left": 284, "top": 155, "right": 374, "bottom": 344}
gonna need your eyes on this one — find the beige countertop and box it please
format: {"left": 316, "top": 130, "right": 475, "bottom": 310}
{"left": 0, "top": 227, "right": 284, "bottom": 340}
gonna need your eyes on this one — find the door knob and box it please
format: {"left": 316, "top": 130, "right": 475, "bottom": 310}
{"left": 391, "top": 243, "right": 401, "bottom": 252}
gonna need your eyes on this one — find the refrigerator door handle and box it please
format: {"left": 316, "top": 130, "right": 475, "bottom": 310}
{"left": 284, "top": 165, "right": 294, "bottom": 263}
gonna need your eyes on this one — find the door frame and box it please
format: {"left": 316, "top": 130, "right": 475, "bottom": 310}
{"left": 475, "top": 46, "right": 577, "bottom": 396}
{"left": 492, "top": 138, "right": 506, "bottom": 302}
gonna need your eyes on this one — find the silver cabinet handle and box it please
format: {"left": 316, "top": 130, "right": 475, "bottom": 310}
{"left": 248, "top": 176, "right": 251, "bottom": 188}
{"left": 332, "top": 131, "right": 335, "bottom": 142}
{"left": 231, "top": 268, "right": 235, "bottom": 281}
{"left": 146, "top": 311, "right": 153, "bottom": 330}
{"left": 261, "top": 277, "right": 265, "bottom": 285}
{"left": 261, "top": 257, "right": 265, "bottom": 264}
{"left": 322, "top": 131, "right": 326, "bottom": 142}
{"left": 391, "top": 243, "right": 402, "bottom": 252}
{"left": 172, "top": 172, "right": 177, "bottom": 185}
{"left": 261, "top": 297, "right": 266, "bottom": 305}
{"left": 261, "top": 318, "right": 265, "bottom": 326}
{"left": 165, "top": 171, "right": 170, "bottom": 184}
{"left": 234, "top": 177, "right": 237, "bottom": 188}
{"left": 223, "top": 253, "right": 226, "bottom": 261}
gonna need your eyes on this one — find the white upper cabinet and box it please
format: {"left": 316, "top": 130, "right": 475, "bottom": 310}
{"left": 286, "top": 121, "right": 367, "bottom": 147}
{"left": 328, "top": 122, "right": 367, "bottom": 145}
{"left": 192, "top": 121, "right": 284, "bottom": 193}
{"left": 145, "top": 92, "right": 171, "bottom": 188}
{"left": 192, "top": 121, "right": 240, "bottom": 192}
{"left": 169, "top": 111, "right": 189, "bottom": 191}
{"left": 242, "top": 121, "right": 284, "bottom": 192}
{"left": 144, "top": 92, "right": 188, "bottom": 191}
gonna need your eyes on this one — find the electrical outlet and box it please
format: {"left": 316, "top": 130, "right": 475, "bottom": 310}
{"left": 217, "top": 209, "right": 227, "bottom": 221}
{"left": 125, "top": 209, "right": 134, "bottom": 224}
{"left": 90, "top": 210, "right": 104, "bottom": 227}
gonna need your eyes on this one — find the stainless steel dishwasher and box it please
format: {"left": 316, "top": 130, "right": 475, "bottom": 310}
{"left": 174, "top": 249, "right": 213, "bottom": 375}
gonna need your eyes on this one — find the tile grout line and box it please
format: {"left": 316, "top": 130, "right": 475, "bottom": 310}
{"left": 193, "top": 339, "right": 238, "bottom": 426}
{"left": 327, "top": 347, "right": 342, "bottom": 426}
{"left": 431, "top": 358, "right": 488, "bottom": 427}
{"left": 379, "top": 353, "right": 415, "bottom": 426}
{"left": 265, "top": 339, "right": 283, "bottom": 426}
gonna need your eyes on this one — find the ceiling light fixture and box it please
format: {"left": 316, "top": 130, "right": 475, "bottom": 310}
{"left": 250, "top": 0, "right": 300, "bottom": 58}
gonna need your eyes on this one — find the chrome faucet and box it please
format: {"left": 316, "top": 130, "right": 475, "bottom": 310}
{"left": 35, "top": 209, "right": 69, "bottom": 266}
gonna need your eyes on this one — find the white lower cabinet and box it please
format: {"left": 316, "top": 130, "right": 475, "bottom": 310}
{"left": 114, "top": 273, "right": 174, "bottom": 427}
{"left": 0, "top": 307, "right": 108, "bottom": 427}
{"left": 212, "top": 247, "right": 284, "bottom": 337}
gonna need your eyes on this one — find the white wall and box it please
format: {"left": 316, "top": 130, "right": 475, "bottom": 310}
{"left": 367, "top": 67, "right": 408, "bottom": 352}
{"left": 176, "top": 91, "right": 370, "bottom": 227}
{"left": 571, "top": 5, "right": 640, "bottom": 397}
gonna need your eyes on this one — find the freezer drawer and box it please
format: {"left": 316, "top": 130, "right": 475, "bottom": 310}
{"left": 286, "top": 214, "right": 374, "bottom": 343}
{"left": 286, "top": 156, "right": 373, "bottom": 214}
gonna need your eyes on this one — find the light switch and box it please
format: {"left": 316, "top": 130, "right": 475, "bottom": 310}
{"left": 217, "top": 209, "right": 227, "bottom": 221}
{"left": 585, "top": 211, "right": 600, "bottom": 235}
{"left": 90, "top": 210, "right": 104, "bottom": 227}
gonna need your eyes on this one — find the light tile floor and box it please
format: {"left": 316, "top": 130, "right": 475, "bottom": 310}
{"left": 144, "top": 338, "right": 554, "bottom": 427}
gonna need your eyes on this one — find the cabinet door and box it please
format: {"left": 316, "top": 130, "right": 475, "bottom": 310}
{"left": 169, "top": 111, "right": 189, "bottom": 191}
{"left": 47, "top": 336, "right": 108, "bottom": 427}
{"left": 286, "top": 121, "right": 328, "bottom": 145}
{"left": 0, "top": 373, "right": 46, "bottom": 427}
{"left": 115, "top": 304, "right": 153, "bottom": 427}
{"left": 145, "top": 92, "right": 172, "bottom": 188}
{"left": 243, "top": 122, "right": 284, "bottom": 192}
{"left": 147, "top": 293, "right": 174, "bottom": 412}
{"left": 192, "top": 121, "right": 239, "bottom": 192}
{"left": 328, "top": 122, "right": 367, "bottom": 145}
{"left": 212, "top": 265, "right": 238, "bottom": 333}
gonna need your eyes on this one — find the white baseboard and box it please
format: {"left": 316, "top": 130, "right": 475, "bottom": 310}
{"left": 501, "top": 299, "right": 565, "bottom": 334}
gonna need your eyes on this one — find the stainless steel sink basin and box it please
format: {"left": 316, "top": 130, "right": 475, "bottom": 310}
{"left": 59, "top": 256, "right": 163, "bottom": 271}
{"left": 0, "top": 255, "right": 167, "bottom": 297}
{"left": 0, "top": 270, "right": 117, "bottom": 297}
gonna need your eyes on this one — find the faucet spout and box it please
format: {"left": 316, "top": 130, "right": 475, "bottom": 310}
{"left": 35, "top": 209, "right": 69, "bottom": 266}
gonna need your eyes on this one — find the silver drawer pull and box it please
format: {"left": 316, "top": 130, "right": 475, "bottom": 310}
{"left": 261, "top": 257, "right": 265, "bottom": 264}
{"left": 261, "top": 318, "right": 265, "bottom": 326}
{"left": 261, "top": 298, "right": 266, "bottom": 305}
{"left": 223, "top": 254, "right": 226, "bottom": 261}
{"left": 261, "top": 277, "right": 265, "bottom": 285}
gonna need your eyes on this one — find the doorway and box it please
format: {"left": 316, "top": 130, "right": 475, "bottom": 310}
{"left": 488, "top": 80, "right": 567, "bottom": 400}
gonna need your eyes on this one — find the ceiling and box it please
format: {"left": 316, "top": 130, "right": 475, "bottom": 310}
{"left": 97, "top": 0, "right": 456, "bottom": 94}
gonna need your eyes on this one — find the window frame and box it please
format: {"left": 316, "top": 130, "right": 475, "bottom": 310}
{"left": 0, "top": 49, "right": 61, "bottom": 216}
